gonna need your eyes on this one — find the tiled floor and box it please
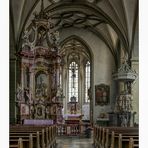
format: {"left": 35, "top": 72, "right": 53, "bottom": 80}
{"left": 56, "top": 136, "right": 94, "bottom": 148}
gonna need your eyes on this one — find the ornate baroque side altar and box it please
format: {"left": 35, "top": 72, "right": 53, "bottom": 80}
{"left": 15, "top": 0, "right": 63, "bottom": 124}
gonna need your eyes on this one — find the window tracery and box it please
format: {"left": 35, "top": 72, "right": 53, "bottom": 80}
{"left": 85, "top": 61, "right": 90, "bottom": 103}
{"left": 68, "top": 61, "right": 79, "bottom": 102}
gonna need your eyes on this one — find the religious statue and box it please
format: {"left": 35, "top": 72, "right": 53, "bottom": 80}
{"left": 30, "top": 105, "right": 35, "bottom": 119}
{"left": 21, "top": 30, "right": 31, "bottom": 50}
{"left": 45, "top": 107, "right": 50, "bottom": 119}
{"left": 120, "top": 114, "right": 128, "bottom": 127}
{"left": 16, "top": 83, "right": 22, "bottom": 101}
{"left": 37, "top": 107, "right": 42, "bottom": 116}
{"left": 88, "top": 87, "right": 91, "bottom": 100}
{"left": 56, "top": 86, "right": 64, "bottom": 102}
{"left": 70, "top": 105, "right": 76, "bottom": 114}
{"left": 36, "top": 26, "right": 46, "bottom": 46}
{"left": 22, "top": 31, "right": 29, "bottom": 44}
{"left": 24, "top": 88, "right": 30, "bottom": 103}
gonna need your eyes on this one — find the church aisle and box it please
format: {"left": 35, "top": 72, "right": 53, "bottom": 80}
{"left": 56, "top": 136, "right": 94, "bottom": 148}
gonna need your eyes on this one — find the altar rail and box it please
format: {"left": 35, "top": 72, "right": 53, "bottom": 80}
{"left": 56, "top": 123, "right": 91, "bottom": 136}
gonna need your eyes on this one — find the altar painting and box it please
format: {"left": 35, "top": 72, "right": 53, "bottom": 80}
{"left": 95, "top": 84, "right": 110, "bottom": 105}
{"left": 21, "top": 104, "right": 29, "bottom": 115}
{"left": 35, "top": 73, "right": 48, "bottom": 98}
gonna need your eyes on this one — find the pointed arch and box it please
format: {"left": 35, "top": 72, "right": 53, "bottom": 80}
{"left": 60, "top": 35, "right": 93, "bottom": 61}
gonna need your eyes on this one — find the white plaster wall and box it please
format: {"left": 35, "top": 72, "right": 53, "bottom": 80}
{"left": 92, "top": 34, "right": 116, "bottom": 123}
{"left": 59, "top": 27, "right": 116, "bottom": 123}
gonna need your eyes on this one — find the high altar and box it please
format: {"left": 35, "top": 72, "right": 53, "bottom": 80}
{"left": 15, "top": 3, "right": 63, "bottom": 124}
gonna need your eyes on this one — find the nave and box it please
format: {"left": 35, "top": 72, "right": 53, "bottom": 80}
{"left": 10, "top": 124, "right": 139, "bottom": 148}
{"left": 9, "top": 0, "right": 139, "bottom": 147}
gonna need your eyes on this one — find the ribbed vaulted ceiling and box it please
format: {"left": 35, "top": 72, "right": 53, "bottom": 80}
{"left": 10, "top": 0, "right": 138, "bottom": 62}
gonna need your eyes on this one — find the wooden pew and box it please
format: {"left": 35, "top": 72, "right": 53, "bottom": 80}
{"left": 10, "top": 128, "right": 45, "bottom": 148}
{"left": 48, "top": 125, "right": 56, "bottom": 148}
{"left": 118, "top": 134, "right": 139, "bottom": 148}
{"left": 10, "top": 125, "right": 57, "bottom": 148}
{"left": 10, "top": 134, "right": 33, "bottom": 148}
{"left": 102, "top": 127, "right": 138, "bottom": 148}
{"left": 129, "top": 137, "right": 139, "bottom": 148}
{"left": 93, "top": 126, "right": 139, "bottom": 148}
{"left": 109, "top": 129, "right": 139, "bottom": 148}
{"left": 10, "top": 125, "right": 56, "bottom": 147}
{"left": 93, "top": 126, "right": 97, "bottom": 145}
{"left": 10, "top": 138, "right": 23, "bottom": 148}
{"left": 93, "top": 126, "right": 102, "bottom": 148}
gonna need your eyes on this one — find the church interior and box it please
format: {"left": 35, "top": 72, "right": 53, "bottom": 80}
{"left": 10, "top": 0, "right": 139, "bottom": 147}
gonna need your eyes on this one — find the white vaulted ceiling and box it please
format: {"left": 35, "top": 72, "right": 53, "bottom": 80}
{"left": 10, "top": 0, "right": 138, "bottom": 63}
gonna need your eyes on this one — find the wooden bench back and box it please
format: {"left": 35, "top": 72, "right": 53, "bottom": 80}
{"left": 93, "top": 126, "right": 139, "bottom": 148}
{"left": 10, "top": 125, "right": 57, "bottom": 148}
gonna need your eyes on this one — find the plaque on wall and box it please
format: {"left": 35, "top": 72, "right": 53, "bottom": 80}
{"left": 95, "top": 84, "right": 110, "bottom": 106}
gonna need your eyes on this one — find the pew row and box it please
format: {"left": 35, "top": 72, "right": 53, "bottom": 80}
{"left": 10, "top": 138, "right": 23, "bottom": 148}
{"left": 93, "top": 126, "right": 139, "bottom": 148}
{"left": 10, "top": 125, "right": 56, "bottom": 148}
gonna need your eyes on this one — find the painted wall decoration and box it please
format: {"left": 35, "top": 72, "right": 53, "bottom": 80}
{"left": 35, "top": 72, "right": 48, "bottom": 99}
{"left": 95, "top": 84, "right": 110, "bottom": 106}
{"left": 16, "top": 83, "right": 23, "bottom": 101}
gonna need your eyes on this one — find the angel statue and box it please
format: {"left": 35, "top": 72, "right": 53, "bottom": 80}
{"left": 16, "top": 83, "right": 23, "bottom": 101}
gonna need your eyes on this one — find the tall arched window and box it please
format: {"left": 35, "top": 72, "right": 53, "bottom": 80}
{"left": 85, "top": 61, "right": 90, "bottom": 103}
{"left": 68, "top": 61, "right": 79, "bottom": 102}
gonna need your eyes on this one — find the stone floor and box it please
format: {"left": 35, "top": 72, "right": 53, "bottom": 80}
{"left": 56, "top": 136, "right": 94, "bottom": 148}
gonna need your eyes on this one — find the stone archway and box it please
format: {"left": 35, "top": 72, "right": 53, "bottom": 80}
{"left": 59, "top": 36, "right": 94, "bottom": 123}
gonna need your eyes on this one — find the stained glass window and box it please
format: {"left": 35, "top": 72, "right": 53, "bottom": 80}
{"left": 85, "top": 61, "right": 90, "bottom": 103}
{"left": 68, "top": 61, "right": 78, "bottom": 102}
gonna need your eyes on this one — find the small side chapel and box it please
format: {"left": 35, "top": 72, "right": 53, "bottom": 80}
{"left": 10, "top": 0, "right": 139, "bottom": 147}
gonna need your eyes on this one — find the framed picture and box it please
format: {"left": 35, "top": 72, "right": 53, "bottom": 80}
{"left": 20, "top": 104, "right": 29, "bottom": 115}
{"left": 95, "top": 84, "right": 110, "bottom": 106}
{"left": 35, "top": 72, "right": 48, "bottom": 98}
{"left": 35, "top": 105, "right": 45, "bottom": 119}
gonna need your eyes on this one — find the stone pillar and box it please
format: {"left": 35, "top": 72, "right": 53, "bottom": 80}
{"left": 30, "top": 67, "right": 34, "bottom": 100}
{"left": 10, "top": 58, "right": 17, "bottom": 124}
{"left": 62, "top": 65, "right": 67, "bottom": 114}
{"left": 90, "top": 65, "right": 93, "bottom": 125}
